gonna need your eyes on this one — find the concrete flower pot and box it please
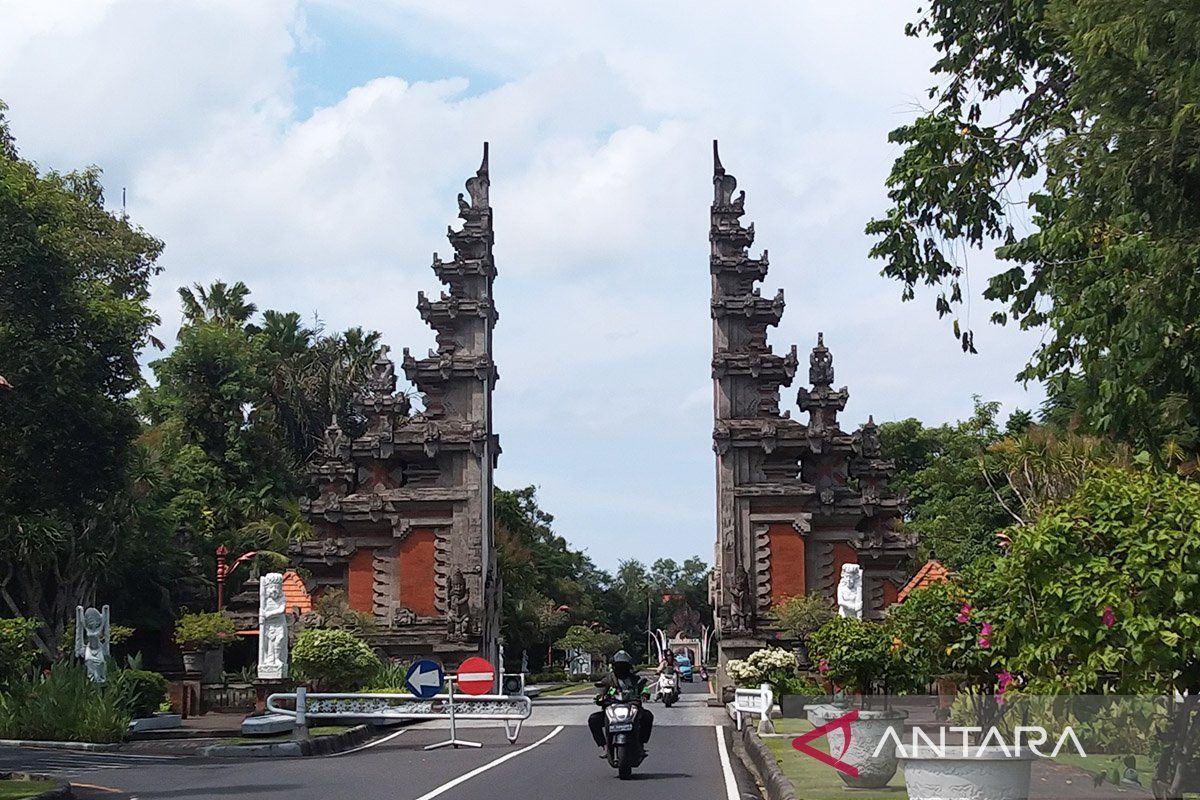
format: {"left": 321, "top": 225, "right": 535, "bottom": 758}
{"left": 898, "top": 745, "right": 1034, "bottom": 800}
{"left": 811, "top": 706, "right": 908, "bottom": 789}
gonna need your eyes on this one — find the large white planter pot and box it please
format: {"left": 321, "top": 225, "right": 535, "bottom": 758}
{"left": 899, "top": 745, "right": 1034, "bottom": 800}
{"left": 811, "top": 707, "right": 908, "bottom": 789}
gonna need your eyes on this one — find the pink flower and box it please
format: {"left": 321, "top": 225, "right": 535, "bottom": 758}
{"left": 996, "top": 671, "right": 1014, "bottom": 705}
{"left": 818, "top": 659, "right": 829, "bottom": 674}
{"left": 978, "top": 622, "right": 992, "bottom": 649}
{"left": 956, "top": 603, "right": 972, "bottom": 623}
{"left": 1102, "top": 606, "right": 1116, "bottom": 628}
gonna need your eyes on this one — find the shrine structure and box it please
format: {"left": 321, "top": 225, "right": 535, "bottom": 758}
{"left": 296, "top": 145, "right": 500, "bottom": 667}
{"left": 708, "top": 142, "right": 911, "bottom": 687}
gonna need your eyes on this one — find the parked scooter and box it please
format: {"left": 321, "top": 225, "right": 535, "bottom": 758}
{"left": 598, "top": 684, "right": 648, "bottom": 779}
{"left": 657, "top": 669, "right": 680, "bottom": 707}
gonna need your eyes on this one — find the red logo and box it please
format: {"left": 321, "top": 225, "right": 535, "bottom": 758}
{"left": 791, "top": 709, "right": 860, "bottom": 777}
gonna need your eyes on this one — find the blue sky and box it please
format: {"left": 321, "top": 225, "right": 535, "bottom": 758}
{"left": 0, "top": 0, "right": 1046, "bottom": 571}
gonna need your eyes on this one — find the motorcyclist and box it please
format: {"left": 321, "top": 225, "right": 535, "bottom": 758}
{"left": 657, "top": 648, "right": 677, "bottom": 674}
{"left": 588, "top": 650, "right": 654, "bottom": 755}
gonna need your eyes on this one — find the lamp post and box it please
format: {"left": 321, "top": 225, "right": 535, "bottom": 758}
{"left": 215, "top": 545, "right": 260, "bottom": 610}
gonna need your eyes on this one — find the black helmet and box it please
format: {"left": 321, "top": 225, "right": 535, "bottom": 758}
{"left": 611, "top": 650, "right": 635, "bottom": 676}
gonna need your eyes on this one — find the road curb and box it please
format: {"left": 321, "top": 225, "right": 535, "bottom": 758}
{"left": 739, "top": 726, "right": 798, "bottom": 800}
{"left": 0, "top": 739, "right": 120, "bottom": 752}
{"left": 1, "top": 772, "right": 72, "bottom": 799}
{"left": 201, "top": 724, "right": 372, "bottom": 758}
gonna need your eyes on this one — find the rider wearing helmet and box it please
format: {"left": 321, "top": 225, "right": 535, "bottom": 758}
{"left": 587, "top": 650, "right": 654, "bottom": 754}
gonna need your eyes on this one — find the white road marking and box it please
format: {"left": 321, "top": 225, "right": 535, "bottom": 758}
{"left": 330, "top": 727, "right": 408, "bottom": 756}
{"left": 715, "top": 725, "right": 740, "bottom": 800}
{"left": 410, "top": 725, "right": 564, "bottom": 800}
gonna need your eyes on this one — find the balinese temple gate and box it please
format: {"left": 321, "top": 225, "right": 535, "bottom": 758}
{"left": 708, "top": 142, "right": 911, "bottom": 695}
{"left": 297, "top": 146, "right": 500, "bottom": 669}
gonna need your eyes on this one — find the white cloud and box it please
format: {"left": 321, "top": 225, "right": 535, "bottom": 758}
{"left": 0, "top": 0, "right": 1045, "bottom": 568}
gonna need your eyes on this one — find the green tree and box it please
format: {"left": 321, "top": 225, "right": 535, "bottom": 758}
{"left": 0, "top": 103, "right": 166, "bottom": 654}
{"left": 868, "top": 1, "right": 1200, "bottom": 466}
{"left": 880, "top": 399, "right": 1013, "bottom": 569}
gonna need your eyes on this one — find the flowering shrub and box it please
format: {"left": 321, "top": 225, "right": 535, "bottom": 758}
{"left": 173, "top": 611, "right": 236, "bottom": 650}
{"left": 725, "top": 647, "right": 816, "bottom": 694}
{"left": 809, "top": 616, "right": 916, "bottom": 702}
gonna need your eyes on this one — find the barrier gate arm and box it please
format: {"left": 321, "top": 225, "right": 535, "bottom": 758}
{"left": 266, "top": 691, "right": 534, "bottom": 744}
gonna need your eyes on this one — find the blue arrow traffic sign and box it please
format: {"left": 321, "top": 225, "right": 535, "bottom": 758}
{"left": 406, "top": 659, "right": 445, "bottom": 699}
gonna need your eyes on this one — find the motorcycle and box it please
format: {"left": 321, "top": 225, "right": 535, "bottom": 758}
{"left": 598, "top": 685, "right": 648, "bottom": 780}
{"left": 657, "top": 670, "right": 680, "bottom": 707}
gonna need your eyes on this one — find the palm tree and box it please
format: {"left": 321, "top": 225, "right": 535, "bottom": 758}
{"left": 178, "top": 280, "right": 257, "bottom": 329}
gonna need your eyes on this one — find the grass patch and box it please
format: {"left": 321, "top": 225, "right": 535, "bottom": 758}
{"left": 761, "top": 719, "right": 905, "bottom": 800}
{"left": 0, "top": 779, "right": 58, "bottom": 800}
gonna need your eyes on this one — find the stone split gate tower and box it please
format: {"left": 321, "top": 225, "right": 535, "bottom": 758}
{"left": 297, "top": 146, "right": 500, "bottom": 668}
{"left": 708, "top": 142, "right": 911, "bottom": 687}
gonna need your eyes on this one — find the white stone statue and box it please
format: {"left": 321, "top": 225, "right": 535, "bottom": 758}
{"left": 75, "top": 605, "right": 110, "bottom": 683}
{"left": 837, "top": 563, "right": 864, "bottom": 619}
{"left": 257, "top": 573, "right": 289, "bottom": 680}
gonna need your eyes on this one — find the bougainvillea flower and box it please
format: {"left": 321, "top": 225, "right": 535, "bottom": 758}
{"left": 978, "top": 622, "right": 992, "bottom": 649}
{"left": 956, "top": 603, "right": 972, "bottom": 623}
{"left": 818, "top": 658, "right": 829, "bottom": 673}
{"left": 996, "top": 671, "right": 1014, "bottom": 705}
{"left": 1102, "top": 606, "right": 1116, "bottom": 628}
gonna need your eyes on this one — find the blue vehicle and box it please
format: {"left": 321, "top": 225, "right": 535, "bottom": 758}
{"left": 676, "top": 655, "right": 694, "bottom": 682}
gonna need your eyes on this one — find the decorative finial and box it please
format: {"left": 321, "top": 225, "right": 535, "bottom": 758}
{"left": 809, "top": 332, "right": 834, "bottom": 387}
{"left": 462, "top": 143, "right": 490, "bottom": 210}
{"left": 713, "top": 140, "right": 739, "bottom": 206}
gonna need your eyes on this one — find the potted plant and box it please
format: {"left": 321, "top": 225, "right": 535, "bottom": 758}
{"left": 770, "top": 592, "right": 836, "bottom": 667}
{"left": 173, "top": 611, "right": 236, "bottom": 675}
{"left": 807, "top": 615, "right": 912, "bottom": 789}
{"left": 888, "top": 576, "right": 1030, "bottom": 800}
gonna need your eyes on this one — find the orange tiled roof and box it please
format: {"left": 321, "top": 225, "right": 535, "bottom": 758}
{"left": 282, "top": 570, "right": 312, "bottom": 615}
{"left": 898, "top": 560, "right": 951, "bottom": 601}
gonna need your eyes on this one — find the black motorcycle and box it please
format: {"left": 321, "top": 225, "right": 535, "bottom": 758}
{"left": 598, "top": 684, "right": 648, "bottom": 779}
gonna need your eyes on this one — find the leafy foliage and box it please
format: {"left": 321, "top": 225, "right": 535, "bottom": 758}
{"left": 554, "top": 625, "right": 623, "bottom": 656}
{"left": 880, "top": 399, "right": 1015, "bottom": 568}
{"left": 0, "top": 618, "right": 37, "bottom": 685}
{"left": 987, "top": 466, "right": 1200, "bottom": 695}
{"left": 0, "top": 662, "right": 131, "bottom": 743}
{"left": 172, "top": 612, "right": 236, "bottom": 651}
{"left": 770, "top": 593, "right": 836, "bottom": 643}
{"left": 112, "top": 669, "right": 169, "bottom": 719}
{"left": 291, "top": 628, "right": 380, "bottom": 690}
{"left": 0, "top": 103, "right": 169, "bottom": 655}
{"left": 809, "top": 616, "right": 912, "bottom": 701}
{"left": 868, "top": 1, "right": 1200, "bottom": 465}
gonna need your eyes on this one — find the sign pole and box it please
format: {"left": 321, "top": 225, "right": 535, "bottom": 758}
{"left": 424, "top": 676, "right": 481, "bottom": 750}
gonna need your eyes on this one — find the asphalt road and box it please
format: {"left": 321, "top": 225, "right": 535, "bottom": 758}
{"left": 0, "top": 678, "right": 762, "bottom": 800}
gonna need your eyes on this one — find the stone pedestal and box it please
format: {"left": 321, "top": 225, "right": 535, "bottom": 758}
{"left": 253, "top": 679, "right": 295, "bottom": 714}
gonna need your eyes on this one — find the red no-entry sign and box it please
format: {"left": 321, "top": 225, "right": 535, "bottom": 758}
{"left": 456, "top": 656, "right": 496, "bottom": 695}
